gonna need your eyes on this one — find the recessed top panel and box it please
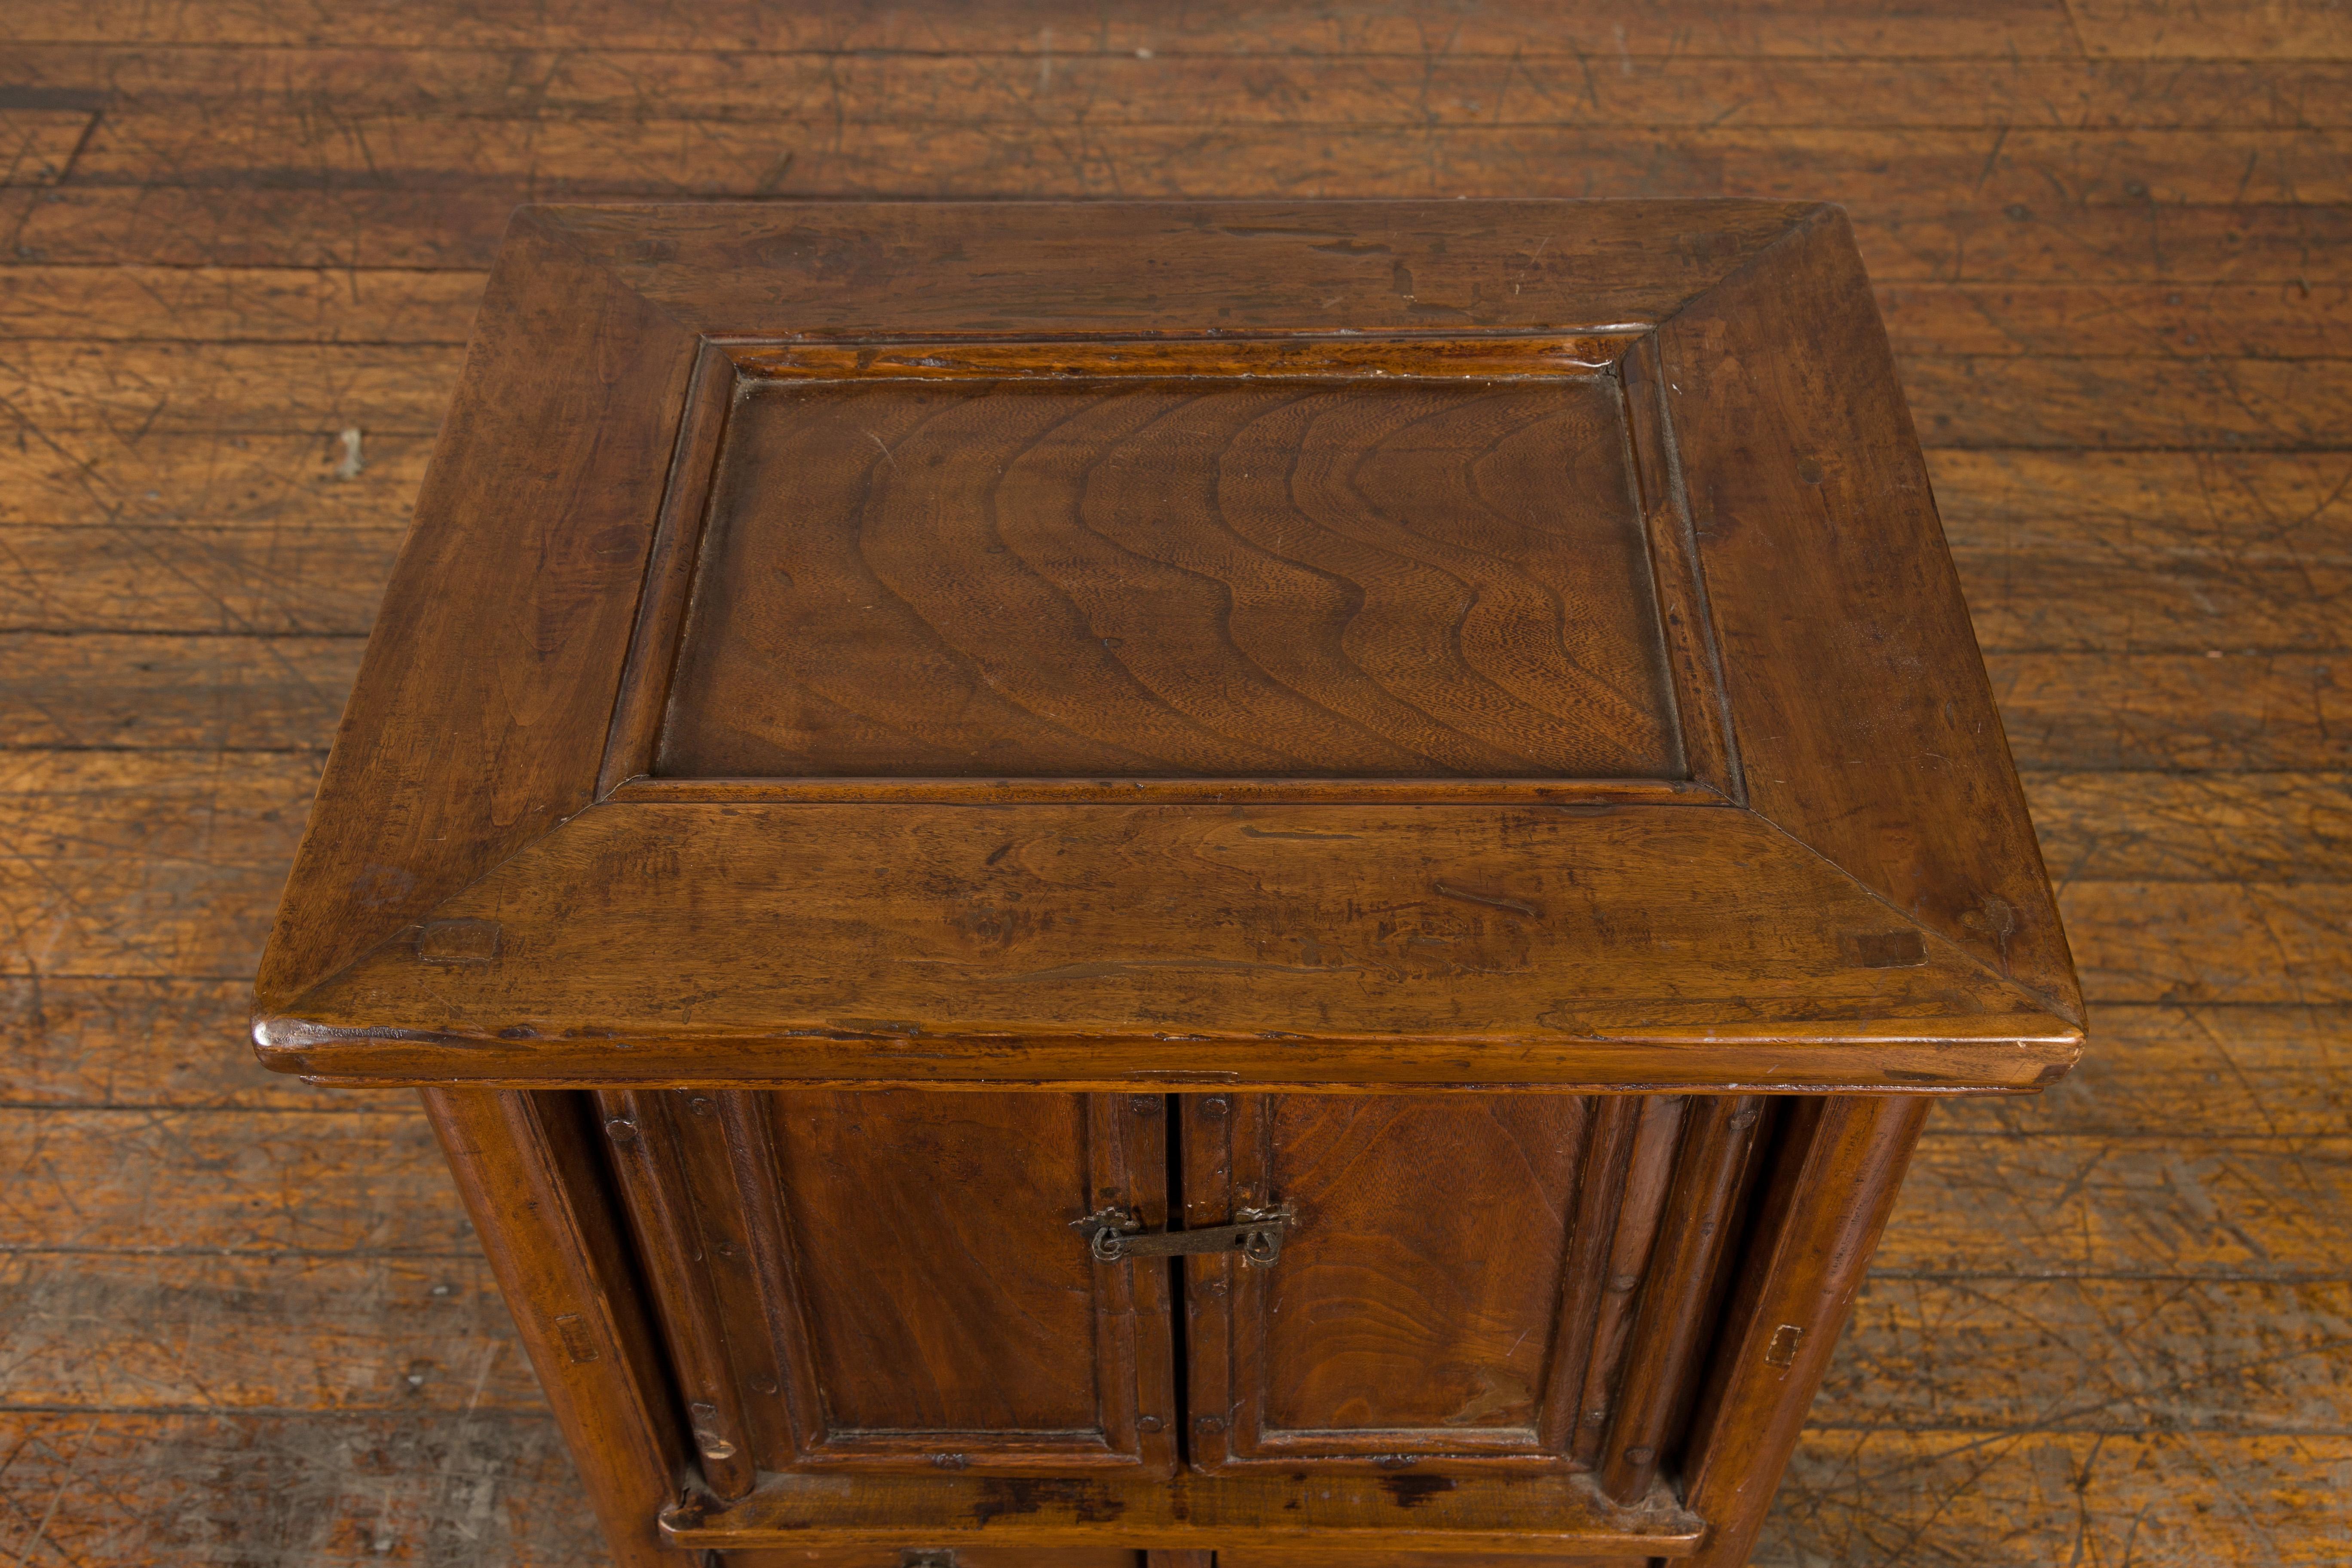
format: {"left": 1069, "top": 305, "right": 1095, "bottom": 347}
{"left": 657, "top": 370, "right": 1681, "bottom": 778}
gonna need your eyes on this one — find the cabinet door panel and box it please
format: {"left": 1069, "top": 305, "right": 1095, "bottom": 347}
{"left": 1182, "top": 1093, "right": 1695, "bottom": 1473}
{"left": 607, "top": 1087, "right": 1176, "bottom": 1477}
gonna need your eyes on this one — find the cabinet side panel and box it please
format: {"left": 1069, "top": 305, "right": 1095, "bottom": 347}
{"left": 418, "top": 1089, "right": 683, "bottom": 1568}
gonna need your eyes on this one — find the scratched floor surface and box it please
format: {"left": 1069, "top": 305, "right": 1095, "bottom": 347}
{"left": 2, "top": 2, "right": 2349, "bottom": 1563}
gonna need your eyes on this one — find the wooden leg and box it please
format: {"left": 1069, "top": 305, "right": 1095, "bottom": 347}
{"left": 1674, "top": 1095, "right": 1930, "bottom": 1568}
{"left": 1146, "top": 1553, "right": 1216, "bottom": 1568}
{"left": 420, "top": 1087, "right": 688, "bottom": 1568}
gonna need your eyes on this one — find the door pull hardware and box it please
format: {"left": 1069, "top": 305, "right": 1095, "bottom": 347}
{"left": 1076, "top": 1205, "right": 1294, "bottom": 1265}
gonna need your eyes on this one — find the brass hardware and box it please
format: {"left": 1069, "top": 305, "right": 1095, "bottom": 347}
{"left": 1075, "top": 1205, "right": 1294, "bottom": 1265}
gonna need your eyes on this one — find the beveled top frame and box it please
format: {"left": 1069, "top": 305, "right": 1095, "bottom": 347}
{"left": 251, "top": 200, "right": 2082, "bottom": 1095}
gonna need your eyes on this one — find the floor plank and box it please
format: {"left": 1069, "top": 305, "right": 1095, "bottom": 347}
{"left": 48, "top": 121, "right": 2352, "bottom": 212}
{"left": 0, "top": 1409, "right": 601, "bottom": 1568}
{"left": 2064, "top": 882, "right": 2352, "bottom": 1003}
{"left": 2066, "top": 0, "right": 2352, "bottom": 60}
{"left": 0, "top": 524, "right": 404, "bottom": 634}
{"left": 1883, "top": 280, "right": 2352, "bottom": 357}
{"left": 0, "top": 1252, "right": 543, "bottom": 1412}
{"left": 0, "top": 0, "right": 2095, "bottom": 58}
{"left": 0, "top": 109, "right": 90, "bottom": 188}
{"left": 1991, "top": 652, "right": 2349, "bottom": 770}
{"left": 0, "top": 342, "right": 459, "bottom": 434}
{"left": 0, "top": 750, "right": 319, "bottom": 977}
{"left": 1952, "top": 1004, "right": 2352, "bottom": 1137}
{"left": 2, "top": 976, "right": 367, "bottom": 1109}
{"left": 2024, "top": 772, "right": 2351, "bottom": 881}
{"left": 1825, "top": 1274, "right": 2352, "bottom": 1431}
{"left": 0, "top": 265, "right": 485, "bottom": 344}
{"left": 5, "top": 1107, "right": 472, "bottom": 1254}
{"left": 0, "top": 632, "right": 359, "bottom": 752}
{"left": 1757, "top": 1430, "right": 2352, "bottom": 1568}
{"left": 28, "top": 49, "right": 2352, "bottom": 131}
{"left": 16, "top": 184, "right": 2352, "bottom": 285}
{"left": 1887, "top": 1129, "right": 2352, "bottom": 1276}
{"left": 0, "top": 431, "right": 428, "bottom": 531}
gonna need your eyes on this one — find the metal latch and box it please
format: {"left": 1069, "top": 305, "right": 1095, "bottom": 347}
{"left": 1076, "top": 1206, "right": 1294, "bottom": 1266}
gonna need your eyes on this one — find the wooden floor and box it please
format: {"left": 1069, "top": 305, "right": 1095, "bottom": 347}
{"left": 3, "top": 3, "right": 2349, "bottom": 1563}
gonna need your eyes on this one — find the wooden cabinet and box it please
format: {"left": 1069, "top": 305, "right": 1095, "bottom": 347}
{"left": 254, "top": 201, "right": 2081, "bottom": 1568}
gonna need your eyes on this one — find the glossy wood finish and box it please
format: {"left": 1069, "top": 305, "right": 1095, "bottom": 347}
{"left": 665, "top": 351, "right": 1678, "bottom": 780}
{"left": 248, "top": 200, "right": 2082, "bottom": 1099}
{"left": 258, "top": 800, "right": 2073, "bottom": 1093}
{"left": 232, "top": 199, "right": 2073, "bottom": 1568}
{"left": 718, "top": 1089, "right": 1177, "bottom": 1475}
{"left": 1596, "top": 1096, "right": 1770, "bottom": 1501}
{"left": 596, "top": 1087, "right": 761, "bottom": 1498}
{"left": 1182, "top": 1094, "right": 1698, "bottom": 1473}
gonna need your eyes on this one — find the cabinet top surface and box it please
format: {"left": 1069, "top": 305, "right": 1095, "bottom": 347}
{"left": 252, "top": 200, "right": 2082, "bottom": 1095}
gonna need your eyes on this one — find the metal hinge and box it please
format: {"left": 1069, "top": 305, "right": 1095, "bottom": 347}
{"left": 1075, "top": 1205, "right": 1294, "bottom": 1266}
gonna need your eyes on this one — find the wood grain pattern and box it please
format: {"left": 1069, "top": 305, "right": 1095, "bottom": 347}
{"left": 2067, "top": 0, "right": 2352, "bottom": 58}
{"left": 248, "top": 209, "right": 701, "bottom": 1014}
{"left": 1822, "top": 1273, "right": 2352, "bottom": 1430}
{"left": 1991, "top": 652, "right": 2351, "bottom": 771}
{"left": 34, "top": 114, "right": 2352, "bottom": 214}
{"left": 1884, "top": 1129, "right": 2352, "bottom": 1276}
{"left": 14, "top": 13, "right": 2349, "bottom": 1567}
{"left": 0, "top": 749, "right": 316, "bottom": 976}
{"left": 719, "top": 1089, "right": 1177, "bottom": 1473}
{"left": 17, "top": 185, "right": 2352, "bottom": 287}
{"left": 1659, "top": 207, "right": 2076, "bottom": 1014}
{"left": 0, "top": 525, "right": 406, "bottom": 634}
{"left": 258, "top": 801, "right": 2073, "bottom": 1091}
{"left": 4, "top": 1107, "right": 471, "bottom": 1253}
{"left": 0, "top": 631, "right": 360, "bottom": 751}
{"left": 0, "top": 1251, "right": 544, "bottom": 1411}
{"left": 666, "top": 371, "right": 1678, "bottom": 780}
{"left": 0, "top": 1409, "right": 607, "bottom": 1567}
{"left": 0, "top": 263, "right": 484, "bottom": 343}
{"left": 0, "top": 340, "right": 458, "bottom": 432}
{"left": 12, "top": 48, "right": 2352, "bottom": 131}
{"left": 0, "top": 2, "right": 2090, "bottom": 58}
{"left": 0, "top": 107, "right": 90, "bottom": 187}
{"left": 1194, "top": 1094, "right": 1602, "bottom": 1464}
{"left": 2026, "top": 772, "right": 2352, "bottom": 882}
{"left": 1758, "top": 1431, "right": 2352, "bottom": 1568}
{"left": 0, "top": 429, "right": 430, "bottom": 530}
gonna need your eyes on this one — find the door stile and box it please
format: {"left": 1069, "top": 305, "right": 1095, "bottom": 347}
{"left": 1566, "top": 1094, "right": 1690, "bottom": 1467}
{"left": 1534, "top": 1093, "right": 1644, "bottom": 1460}
{"left": 1089, "top": 1093, "right": 1182, "bottom": 1474}
{"left": 1598, "top": 1094, "right": 1772, "bottom": 1501}
{"left": 596, "top": 1087, "right": 762, "bottom": 1499}
{"left": 714, "top": 1090, "right": 835, "bottom": 1462}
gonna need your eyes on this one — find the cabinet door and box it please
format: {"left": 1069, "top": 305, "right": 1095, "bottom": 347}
{"left": 601, "top": 1088, "right": 1177, "bottom": 1479}
{"left": 1179, "top": 1093, "right": 1691, "bottom": 1472}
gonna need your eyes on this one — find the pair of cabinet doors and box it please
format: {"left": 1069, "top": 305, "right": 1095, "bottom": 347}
{"left": 596, "top": 1088, "right": 1767, "bottom": 1495}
